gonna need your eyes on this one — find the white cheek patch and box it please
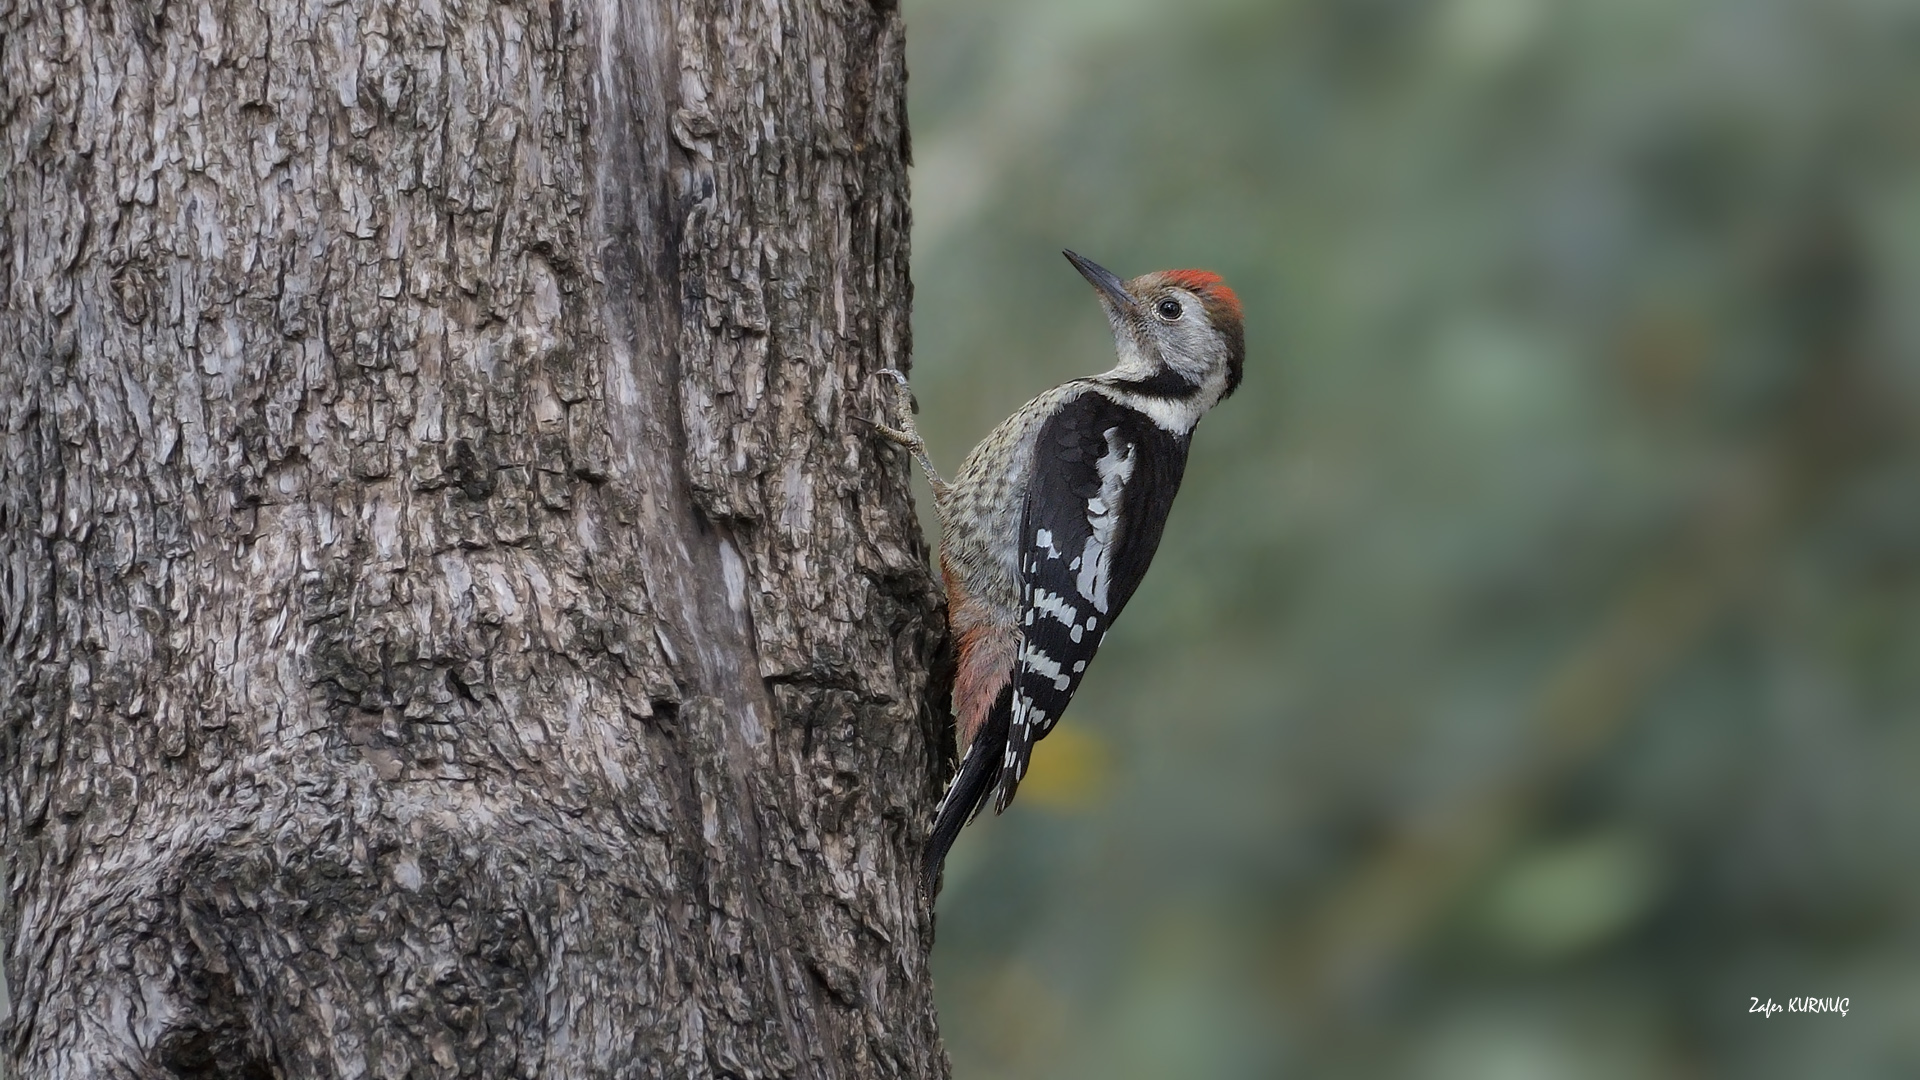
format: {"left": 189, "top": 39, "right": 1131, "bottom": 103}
{"left": 1075, "top": 429, "right": 1135, "bottom": 614}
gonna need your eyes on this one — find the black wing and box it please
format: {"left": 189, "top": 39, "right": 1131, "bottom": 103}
{"left": 994, "top": 392, "right": 1191, "bottom": 811}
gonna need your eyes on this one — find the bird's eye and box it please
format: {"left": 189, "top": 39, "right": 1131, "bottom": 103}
{"left": 1155, "top": 298, "right": 1183, "bottom": 321}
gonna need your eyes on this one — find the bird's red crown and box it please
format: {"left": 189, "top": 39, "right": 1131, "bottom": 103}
{"left": 1160, "top": 269, "right": 1242, "bottom": 323}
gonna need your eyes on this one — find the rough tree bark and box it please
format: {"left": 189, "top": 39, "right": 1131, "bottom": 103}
{"left": 1, "top": 0, "right": 950, "bottom": 1076}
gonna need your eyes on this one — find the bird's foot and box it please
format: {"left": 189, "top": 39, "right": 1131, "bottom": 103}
{"left": 870, "top": 368, "right": 946, "bottom": 493}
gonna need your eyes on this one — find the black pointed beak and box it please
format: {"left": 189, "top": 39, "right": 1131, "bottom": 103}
{"left": 1063, "top": 250, "right": 1135, "bottom": 313}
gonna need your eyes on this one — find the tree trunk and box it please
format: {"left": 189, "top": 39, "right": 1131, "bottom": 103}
{"left": 1, "top": 0, "right": 949, "bottom": 1076}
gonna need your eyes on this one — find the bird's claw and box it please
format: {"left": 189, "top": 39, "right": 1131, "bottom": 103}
{"left": 873, "top": 422, "right": 920, "bottom": 449}
{"left": 869, "top": 368, "right": 946, "bottom": 492}
{"left": 850, "top": 413, "right": 915, "bottom": 447}
{"left": 877, "top": 368, "right": 919, "bottom": 417}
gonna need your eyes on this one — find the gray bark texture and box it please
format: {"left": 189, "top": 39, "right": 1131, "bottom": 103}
{"left": 0, "top": 0, "right": 952, "bottom": 1076}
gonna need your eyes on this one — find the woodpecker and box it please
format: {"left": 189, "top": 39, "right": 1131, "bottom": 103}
{"left": 877, "top": 250, "right": 1245, "bottom": 894}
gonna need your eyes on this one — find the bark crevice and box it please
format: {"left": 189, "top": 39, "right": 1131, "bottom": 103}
{"left": 2, "top": 0, "right": 948, "bottom": 1075}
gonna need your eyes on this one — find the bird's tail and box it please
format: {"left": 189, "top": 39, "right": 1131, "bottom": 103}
{"left": 922, "top": 684, "right": 1013, "bottom": 897}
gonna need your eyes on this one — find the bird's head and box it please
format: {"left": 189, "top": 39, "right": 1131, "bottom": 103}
{"left": 1065, "top": 250, "right": 1245, "bottom": 405}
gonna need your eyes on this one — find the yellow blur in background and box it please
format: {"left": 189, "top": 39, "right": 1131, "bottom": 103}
{"left": 904, "top": 0, "right": 1920, "bottom": 1076}
{"left": 1014, "top": 725, "right": 1113, "bottom": 813}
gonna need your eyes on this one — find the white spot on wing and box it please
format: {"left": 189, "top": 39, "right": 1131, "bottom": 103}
{"left": 1030, "top": 588, "right": 1080, "bottom": 628}
{"left": 1020, "top": 641, "right": 1073, "bottom": 691}
{"left": 1075, "top": 429, "right": 1135, "bottom": 613}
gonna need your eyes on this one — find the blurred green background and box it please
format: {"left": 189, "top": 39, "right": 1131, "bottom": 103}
{"left": 900, "top": 0, "right": 1920, "bottom": 1076}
